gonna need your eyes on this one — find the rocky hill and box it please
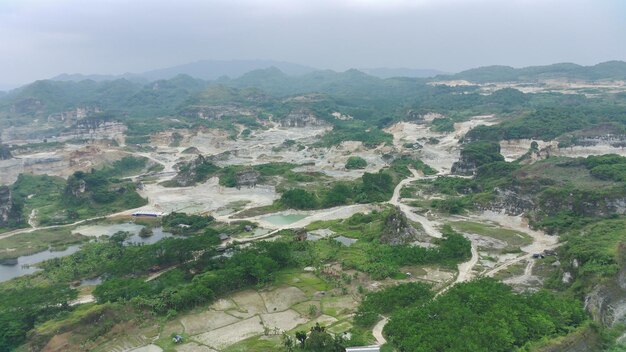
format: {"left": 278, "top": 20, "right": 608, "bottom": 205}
{"left": 380, "top": 206, "right": 427, "bottom": 245}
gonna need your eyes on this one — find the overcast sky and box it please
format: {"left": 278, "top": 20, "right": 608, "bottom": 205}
{"left": 0, "top": 0, "right": 625, "bottom": 88}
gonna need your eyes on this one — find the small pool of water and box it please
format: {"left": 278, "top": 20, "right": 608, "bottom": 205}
{"left": 306, "top": 233, "right": 323, "bottom": 241}
{"left": 0, "top": 245, "right": 82, "bottom": 283}
{"left": 124, "top": 227, "right": 174, "bottom": 245}
{"left": 261, "top": 213, "right": 308, "bottom": 226}
{"left": 334, "top": 236, "right": 357, "bottom": 247}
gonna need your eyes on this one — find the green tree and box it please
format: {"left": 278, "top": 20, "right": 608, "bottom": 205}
{"left": 281, "top": 189, "right": 318, "bottom": 209}
{"left": 345, "top": 156, "right": 367, "bottom": 169}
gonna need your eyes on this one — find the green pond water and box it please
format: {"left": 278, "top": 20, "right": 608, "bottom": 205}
{"left": 261, "top": 214, "right": 308, "bottom": 226}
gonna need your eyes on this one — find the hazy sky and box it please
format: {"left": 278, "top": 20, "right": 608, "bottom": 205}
{"left": 0, "top": 0, "right": 625, "bottom": 88}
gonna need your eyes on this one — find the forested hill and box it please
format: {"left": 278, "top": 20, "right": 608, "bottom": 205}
{"left": 440, "top": 60, "right": 626, "bottom": 83}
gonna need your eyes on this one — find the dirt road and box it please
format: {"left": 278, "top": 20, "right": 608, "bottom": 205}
{"left": 372, "top": 317, "right": 388, "bottom": 345}
{"left": 388, "top": 168, "right": 442, "bottom": 238}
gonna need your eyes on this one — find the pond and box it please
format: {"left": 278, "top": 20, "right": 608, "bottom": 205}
{"left": 334, "top": 236, "right": 357, "bottom": 247}
{"left": 260, "top": 213, "right": 308, "bottom": 226}
{"left": 0, "top": 244, "right": 81, "bottom": 283}
{"left": 125, "top": 227, "right": 174, "bottom": 245}
{"left": 0, "top": 225, "right": 176, "bottom": 283}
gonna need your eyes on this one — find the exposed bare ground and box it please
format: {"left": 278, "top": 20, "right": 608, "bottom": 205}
{"left": 384, "top": 116, "right": 498, "bottom": 174}
{"left": 372, "top": 317, "right": 388, "bottom": 345}
{"left": 455, "top": 241, "right": 479, "bottom": 284}
{"left": 388, "top": 168, "right": 442, "bottom": 238}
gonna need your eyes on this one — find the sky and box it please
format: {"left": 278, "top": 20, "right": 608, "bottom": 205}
{"left": 0, "top": 0, "right": 625, "bottom": 88}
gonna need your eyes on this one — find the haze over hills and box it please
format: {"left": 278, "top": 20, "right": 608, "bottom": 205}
{"left": 360, "top": 67, "right": 448, "bottom": 79}
{"left": 50, "top": 59, "right": 317, "bottom": 83}
{"left": 42, "top": 59, "right": 626, "bottom": 93}
{"left": 48, "top": 59, "right": 446, "bottom": 86}
{"left": 441, "top": 60, "right": 626, "bottom": 83}
{"left": 2, "top": 57, "right": 626, "bottom": 351}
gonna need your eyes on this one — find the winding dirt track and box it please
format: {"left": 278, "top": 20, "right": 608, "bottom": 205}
{"left": 372, "top": 317, "right": 388, "bottom": 345}
{"left": 369, "top": 168, "right": 558, "bottom": 346}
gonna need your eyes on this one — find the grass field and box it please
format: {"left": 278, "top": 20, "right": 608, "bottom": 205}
{"left": 451, "top": 221, "right": 532, "bottom": 252}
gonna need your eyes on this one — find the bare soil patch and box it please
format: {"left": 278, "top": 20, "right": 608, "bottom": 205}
{"left": 229, "top": 290, "right": 268, "bottom": 319}
{"left": 259, "top": 286, "right": 308, "bottom": 312}
{"left": 179, "top": 310, "right": 240, "bottom": 335}
{"left": 260, "top": 309, "right": 308, "bottom": 331}
{"left": 194, "top": 316, "right": 265, "bottom": 350}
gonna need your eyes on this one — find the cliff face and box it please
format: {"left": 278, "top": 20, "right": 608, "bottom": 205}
{"left": 584, "top": 244, "right": 626, "bottom": 329}
{"left": 279, "top": 109, "right": 328, "bottom": 128}
{"left": 181, "top": 105, "right": 255, "bottom": 120}
{"left": 537, "top": 188, "right": 626, "bottom": 219}
{"left": 477, "top": 187, "right": 535, "bottom": 216}
{"left": 451, "top": 158, "right": 478, "bottom": 176}
{"left": 0, "top": 186, "right": 13, "bottom": 224}
{"left": 234, "top": 169, "right": 260, "bottom": 189}
{"left": 0, "top": 186, "right": 21, "bottom": 227}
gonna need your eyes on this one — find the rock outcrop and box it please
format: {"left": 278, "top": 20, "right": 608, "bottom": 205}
{"left": 235, "top": 169, "right": 260, "bottom": 189}
{"left": 181, "top": 146, "right": 201, "bottom": 154}
{"left": 170, "top": 155, "right": 219, "bottom": 187}
{"left": 280, "top": 109, "right": 327, "bottom": 128}
{"left": 450, "top": 159, "right": 477, "bottom": 176}
{"left": 380, "top": 206, "right": 427, "bottom": 245}
{"left": 478, "top": 187, "right": 535, "bottom": 216}
{"left": 452, "top": 142, "right": 504, "bottom": 176}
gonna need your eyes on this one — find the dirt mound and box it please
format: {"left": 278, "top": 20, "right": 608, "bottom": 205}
{"left": 181, "top": 146, "right": 201, "bottom": 154}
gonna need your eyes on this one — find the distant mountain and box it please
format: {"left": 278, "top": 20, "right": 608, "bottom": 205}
{"left": 441, "top": 61, "right": 626, "bottom": 83}
{"left": 360, "top": 67, "right": 448, "bottom": 79}
{"left": 52, "top": 73, "right": 145, "bottom": 83}
{"left": 141, "top": 59, "right": 316, "bottom": 81}
{"left": 50, "top": 59, "right": 317, "bottom": 84}
{"left": 224, "top": 67, "right": 395, "bottom": 97}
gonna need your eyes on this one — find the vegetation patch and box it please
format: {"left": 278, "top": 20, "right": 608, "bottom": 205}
{"left": 384, "top": 278, "right": 587, "bottom": 352}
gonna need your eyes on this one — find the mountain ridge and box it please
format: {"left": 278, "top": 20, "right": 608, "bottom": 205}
{"left": 440, "top": 60, "right": 626, "bottom": 83}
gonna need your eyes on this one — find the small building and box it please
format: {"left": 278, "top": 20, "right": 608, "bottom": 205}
{"left": 172, "top": 335, "right": 183, "bottom": 344}
{"left": 244, "top": 225, "right": 253, "bottom": 232}
{"left": 131, "top": 211, "right": 163, "bottom": 217}
{"left": 346, "top": 347, "right": 380, "bottom": 352}
{"left": 532, "top": 253, "right": 545, "bottom": 259}
{"left": 218, "top": 233, "right": 230, "bottom": 241}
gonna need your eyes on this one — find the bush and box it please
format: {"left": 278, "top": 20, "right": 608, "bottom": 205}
{"left": 355, "top": 282, "right": 433, "bottom": 328}
{"left": 345, "top": 156, "right": 368, "bottom": 169}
